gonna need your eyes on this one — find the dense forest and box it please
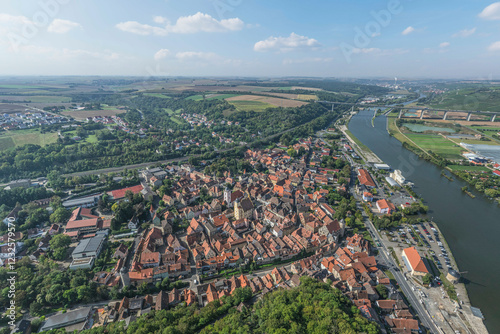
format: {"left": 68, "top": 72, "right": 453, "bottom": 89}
{"left": 37, "top": 277, "right": 379, "bottom": 334}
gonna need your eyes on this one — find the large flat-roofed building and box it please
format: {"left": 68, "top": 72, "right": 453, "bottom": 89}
{"left": 69, "top": 257, "right": 95, "bottom": 270}
{"left": 402, "top": 246, "right": 429, "bottom": 276}
{"left": 62, "top": 195, "right": 100, "bottom": 208}
{"left": 6, "top": 179, "right": 31, "bottom": 190}
{"left": 72, "top": 234, "right": 106, "bottom": 260}
{"left": 39, "top": 306, "right": 92, "bottom": 332}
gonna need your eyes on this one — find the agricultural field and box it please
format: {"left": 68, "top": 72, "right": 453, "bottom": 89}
{"left": 257, "top": 92, "right": 318, "bottom": 101}
{"left": 297, "top": 94, "right": 318, "bottom": 100}
{"left": 228, "top": 100, "right": 274, "bottom": 112}
{"left": 469, "top": 125, "right": 500, "bottom": 135}
{"left": 206, "top": 94, "right": 240, "bottom": 100}
{"left": 225, "top": 94, "right": 308, "bottom": 110}
{"left": 0, "top": 129, "right": 58, "bottom": 150}
{"left": 61, "top": 108, "right": 124, "bottom": 120}
{"left": 405, "top": 133, "right": 465, "bottom": 159}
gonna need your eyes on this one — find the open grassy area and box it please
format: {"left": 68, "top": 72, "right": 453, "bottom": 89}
{"left": 185, "top": 94, "right": 204, "bottom": 101}
{"left": 387, "top": 116, "right": 409, "bottom": 143}
{"left": 86, "top": 135, "right": 98, "bottom": 143}
{"left": 297, "top": 94, "right": 318, "bottom": 100}
{"left": 143, "top": 93, "right": 172, "bottom": 99}
{"left": 0, "top": 137, "right": 15, "bottom": 150}
{"left": 0, "top": 129, "right": 58, "bottom": 150}
{"left": 170, "top": 116, "right": 184, "bottom": 125}
{"left": 229, "top": 100, "right": 274, "bottom": 112}
{"left": 207, "top": 94, "right": 240, "bottom": 100}
{"left": 405, "top": 133, "right": 465, "bottom": 159}
{"left": 447, "top": 165, "right": 491, "bottom": 172}
{"left": 26, "top": 96, "right": 72, "bottom": 103}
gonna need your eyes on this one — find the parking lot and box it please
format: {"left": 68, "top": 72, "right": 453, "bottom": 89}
{"left": 380, "top": 221, "right": 457, "bottom": 276}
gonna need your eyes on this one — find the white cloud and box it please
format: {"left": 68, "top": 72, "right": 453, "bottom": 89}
{"left": 401, "top": 26, "right": 415, "bottom": 35}
{"left": 116, "top": 21, "right": 168, "bottom": 36}
{"left": 423, "top": 43, "right": 450, "bottom": 54}
{"left": 175, "top": 51, "right": 220, "bottom": 61}
{"left": 254, "top": 33, "right": 320, "bottom": 52}
{"left": 47, "top": 19, "right": 81, "bottom": 34}
{"left": 352, "top": 48, "right": 381, "bottom": 54}
{"left": 479, "top": 2, "right": 500, "bottom": 20}
{"left": 0, "top": 13, "right": 32, "bottom": 37}
{"left": 168, "top": 12, "right": 243, "bottom": 33}
{"left": 154, "top": 49, "right": 170, "bottom": 60}
{"left": 452, "top": 27, "right": 476, "bottom": 38}
{"left": 116, "top": 12, "right": 244, "bottom": 36}
{"left": 488, "top": 41, "right": 500, "bottom": 51}
{"left": 13, "top": 44, "right": 121, "bottom": 61}
{"left": 153, "top": 16, "right": 167, "bottom": 24}
{"left": 0, "top": 13, "right": 32, "bottom": 27}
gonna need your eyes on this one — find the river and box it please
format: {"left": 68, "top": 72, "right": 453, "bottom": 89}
{"left": 348, "top": 109, "right": 500, "bottom": 333}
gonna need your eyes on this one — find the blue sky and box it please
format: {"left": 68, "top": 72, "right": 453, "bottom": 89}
{"left": 0, "top": 0, "right": 500, "bottom": 78}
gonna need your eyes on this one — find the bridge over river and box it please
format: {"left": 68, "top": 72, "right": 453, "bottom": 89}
{"left": 317, "top": 101, "right": 499, "bottom": 122}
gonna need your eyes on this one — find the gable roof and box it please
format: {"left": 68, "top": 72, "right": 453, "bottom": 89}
{"left": 402, "top": 246, "right": 429, "bottom": 274}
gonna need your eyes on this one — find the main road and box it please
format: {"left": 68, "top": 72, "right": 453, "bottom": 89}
{"left": 352, "top": 191, "right": 441, "bottom": 334}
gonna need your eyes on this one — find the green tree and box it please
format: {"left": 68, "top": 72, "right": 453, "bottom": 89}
{"left": 50, "top": 207, "right": 71, "bottom": 224}
{"left": 422, "top": 273, "right": 432, "bottom": 286}
{"left": 375, "top": 284, "right": 388, "bottom": 299}
{"left": 49, "top": 234, "right": 72, "bottom": 261}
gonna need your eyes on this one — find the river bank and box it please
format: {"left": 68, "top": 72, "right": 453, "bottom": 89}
{"left": 386, "top": 115, "right": 500, "bottom": 204}
{"left": 348, "top": 110, "right": 495, "bottom": 333}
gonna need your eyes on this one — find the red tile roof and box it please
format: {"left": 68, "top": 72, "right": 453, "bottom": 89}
{"left": 357, "top": 169, "right": 376, "bottom": 188}
{"left": 110, "top": 185, "right": 144, "bottom": 199}
{"left": 402, "top": 246, "right": 428, "bottom": 274}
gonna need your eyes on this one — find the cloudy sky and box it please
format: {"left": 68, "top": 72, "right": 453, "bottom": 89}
{"left": 1, "top": 0, "right": 500, "bottom": 78}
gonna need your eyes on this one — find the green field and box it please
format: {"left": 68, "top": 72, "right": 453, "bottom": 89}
{"left": 144, "top": 93, "right": 172, "bottom": 99}
{"left": 470, "top": 126, "right": 500, "bottom": 133}
{"left": 0, "top": 137, "right": 15, "bottom": 150}
{"left": 163, "top": 108, "right": 182, "bottom": 115}
{"left": 0, "top": 129, "right": 58, "bottom": 150}
{"left": 229, "top": 100, "right": 274, "bottom": 112}
{"left": 185, "top": 95, "right": 204, "bottom": 101}
{"left": 86, "top": 135, "right": 98, "bottom": 143}
{"left": 406, "top": 133, "right": 465, "bottom": 159}
{"left": 170, "top": 116, "right": 184, "bottom": 125}
{"left": 206, "top": 94, "right": 240, "bottom": 100}
{"left": 448, "top": 165, "right": 491, "bottom": 172}
{"left": 27, "top": 96, "right": 72, "bottom": 103}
